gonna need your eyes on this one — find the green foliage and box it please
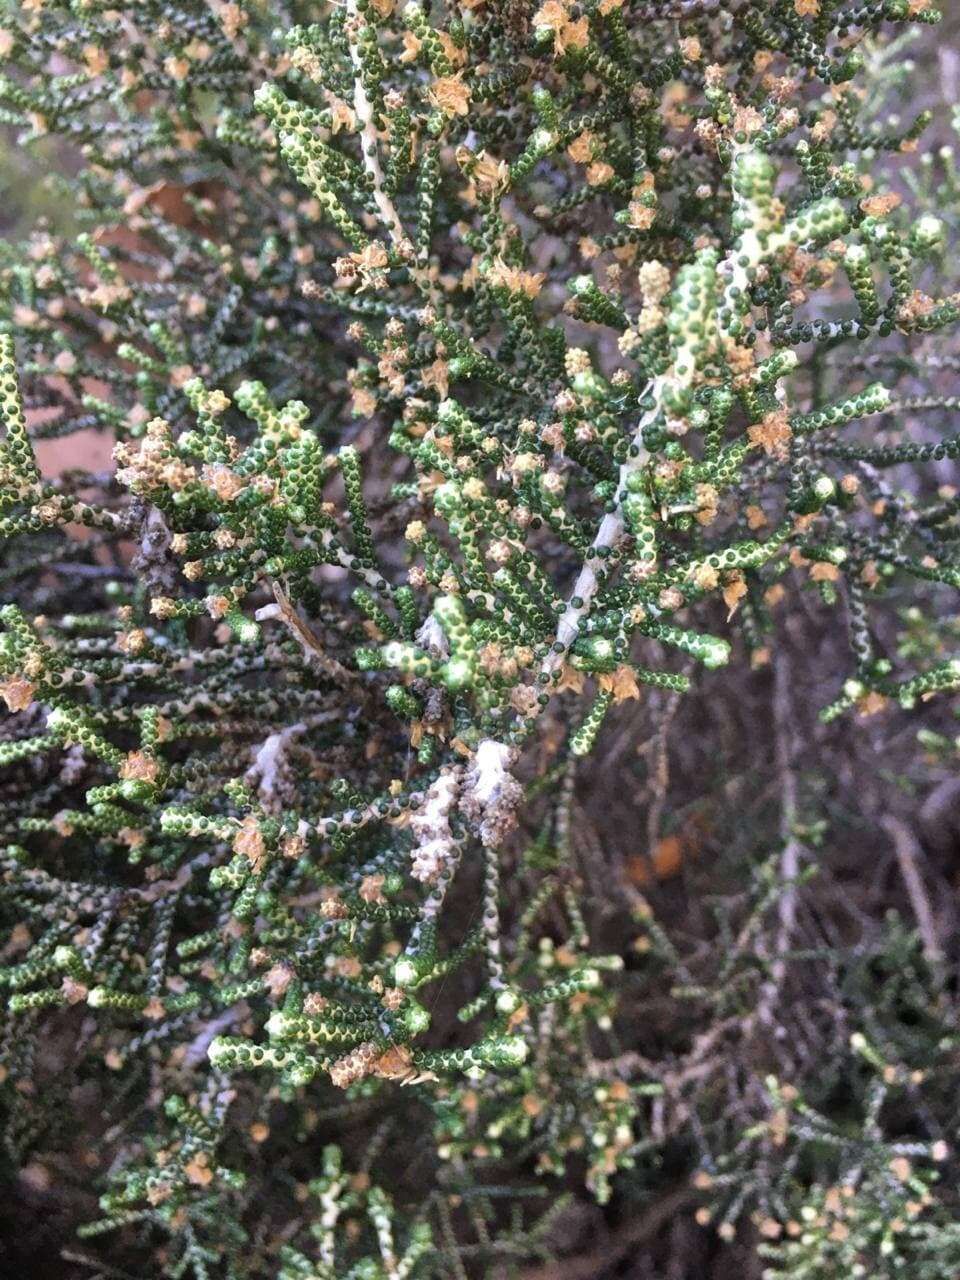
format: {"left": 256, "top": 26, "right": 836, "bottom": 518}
{"left": 0, "top": 0, "right": 958, "bottom": 1275}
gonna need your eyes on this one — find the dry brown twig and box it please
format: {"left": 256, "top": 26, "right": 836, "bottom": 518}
{"left": 880, "top": 813, "right": 945, "bottom": 970}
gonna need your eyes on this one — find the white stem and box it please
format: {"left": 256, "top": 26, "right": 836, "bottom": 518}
{"left": 344, "top": 0, "right": 439, "bottom": 304}
{"left": 534, "top": 147, "right": 779, "bottom": 696}
{"left": 345, "top": 0, "right": 405, "bottom": 241}
{"left": 537, "top": 380, "right": 663, "bottom": 686}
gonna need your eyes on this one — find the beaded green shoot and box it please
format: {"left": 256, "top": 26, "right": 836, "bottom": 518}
{"left": 0, "top": 0, "right": 958, "bottom": 1276}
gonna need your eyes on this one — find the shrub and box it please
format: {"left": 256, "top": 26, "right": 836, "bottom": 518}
{"left": 0, "top": 0, "right": 958, "bottom": 1276}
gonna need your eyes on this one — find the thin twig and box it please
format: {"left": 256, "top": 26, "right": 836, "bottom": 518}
{"left": 756, "top": 650, "right": 805, "bottom": 1028}
{"left": 344, "top": 0, "right": 441, "bottom": 306}
{"left": 880, "top": 814, "right": 944, "bottom": 969}
{"left": 772, "top": 651, "right": 802, "bottom": 986}
{"left": 261, "top": 580, "right": 357, "bottom": 685}
{"left": 519, "top": 1185, "right": 696, "bottom": 1280}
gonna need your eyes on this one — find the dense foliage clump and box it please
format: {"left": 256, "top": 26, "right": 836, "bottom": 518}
{"left": 1, "top": 0, "right": 959, "bottom": 1276}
